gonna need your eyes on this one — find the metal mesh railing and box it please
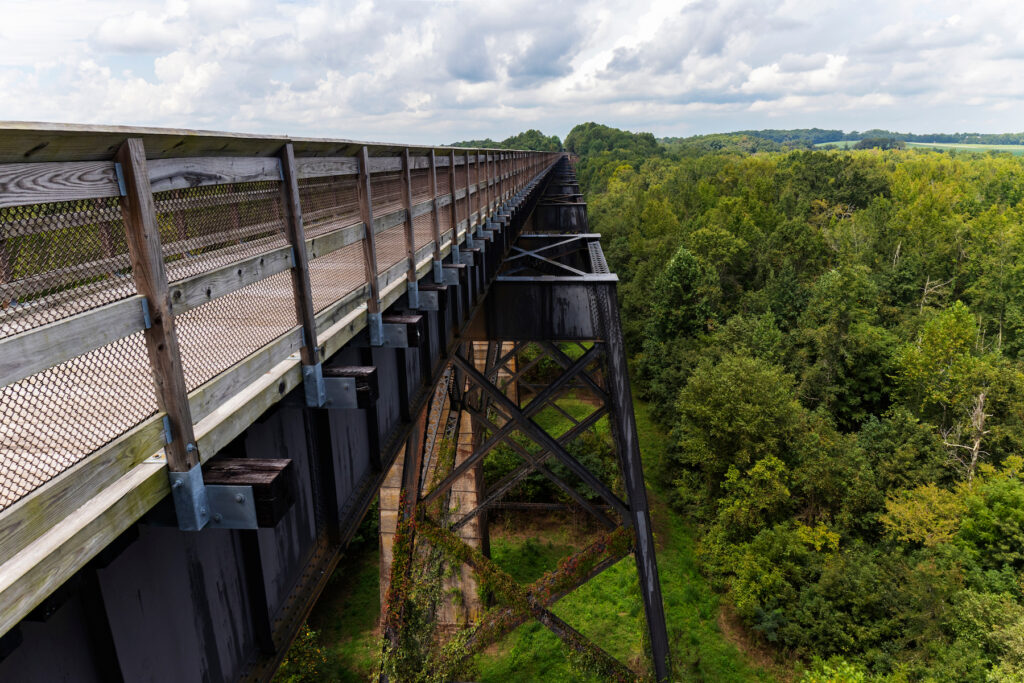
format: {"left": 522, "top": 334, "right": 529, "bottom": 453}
{"left": 0, "top": 142, "right": 552, "bottom": 513}
{"left": 175, "top": 269, "right": 298, "bottom": 391}
{"left": 156, "top": 181, "right": 288, "bottom": 282}
{"left": 375, "top": 225, "right": 408, "bottom": 274}
{"left": 0, "top": 197, "right": 134, "bottom": 337}
{"left": 0, "top": 332, "right": 157, "bottom": 509}
{"left": 298, "top": 175, "right": 361, "bottom": 239}
{"left": 309, "top": 241, "right": 367, "bottom": 313}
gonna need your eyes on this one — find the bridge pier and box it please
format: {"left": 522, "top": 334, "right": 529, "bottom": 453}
{"left": 381, "top": 157, "right": 671, "bottom": 681}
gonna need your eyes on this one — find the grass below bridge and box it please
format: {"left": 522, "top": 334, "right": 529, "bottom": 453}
{"left": 288, "top": 398, "right": 779, "bottom": 681}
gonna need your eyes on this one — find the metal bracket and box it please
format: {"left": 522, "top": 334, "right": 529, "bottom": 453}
{"left": 368, "top": 311, "right": 383, "bottom": 346}
{"left": 406, "top": 278, "right": 419, "bottom": 309}
{"left": 379, "top": 323, "right": 409, "bottom": 347}
{"left": 452, "top": 243, "right": 461, "bottom": 264}
{"left": 323, "top": 376, "right": 358, "bottom": 409}
{"left": 169, "top": 463, "right": 210, "bottom": 531}
{"left": 418, "top": 289, "right": 439, "bottom": 311}
{"left": 114, "top": 162, "right": 127, "bottom": 197}
{"left": 141, "top": 298, "right": 153, "bottom": 330}
{"left": 302, "top": 362, "right": 326, "bottom": 407}
{"left": 465, "top": 233, "right": 475, "bottom": 249}
{"left": 433, "top": 259, "right": 444, "bottom": 284}
{"left": 206, "top": 485, "right": 258, "bottom": 529}
{"left": 461, "top": 251, "right": 475, "bottom": 267}
{"left": 443, "top": 269, "right": 460, "bottom": 286}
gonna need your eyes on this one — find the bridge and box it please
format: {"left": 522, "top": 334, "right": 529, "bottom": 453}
{"left": 0, "top": 124, "right": 668, "bottom": 681}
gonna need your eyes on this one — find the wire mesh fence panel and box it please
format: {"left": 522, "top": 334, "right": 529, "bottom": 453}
{"left": 0, "top": 197, "right": 135, "bottom": 338}
{"left": 410, "top": 168, "right": 432, "bottom": 204}
{"left": 308, "top": 241, "right": 367, "bottom": 313}
{"left": 413, "top": 212, "right": 434, "bottom": 251}
{"left": 370, "top": 172, "right": 403, "bottom": 218}
{"left": 436, "top": 170, "right": 451, "bottom": 197}
{"left": 297, "top": 175, "right": 361, "bottom": 240}
{"left": 0, "top": 332, "right": 157, "bottom": 510}
{"left": 154, "top": 182, "right": 289, "bottom": 283}
{"left": 438, "top": 205, "right": 453, "bottom": 239}
{"left": 174, "top": 269, "right": 298, "bottom": 392}
{"left": 374, "top": 225, "right": 408, "bottom": 275}
{"left": 455, "top": 162, "right": 467, "bottom": 191}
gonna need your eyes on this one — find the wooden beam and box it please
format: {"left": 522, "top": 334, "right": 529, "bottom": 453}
{"left": 168, "top": 245, "right": 294, "bottom": 314}
{"left": 447, "top": 149, "right": 458, "bottom": 241}
{"left": 146, "top": 156, "right": 281, "bottom": 193}
{"left": 400, "top": 149, "right": 418, "bottom": 295}
{"left": 279, "top": 143, "right": 319, "bottom": 366}
{"left": 476, "top": 149, "right": 484, "bottom": 220}
{"left": 293, "top": 156, "right": 358, "bottom": 179}
{"left": 0, "top": 160, "right": 120, "bottom": 208}
{"left": 428, "top": 150, "right": 443, "bottom": 276}
{"left": 115, "top": 137, "right": 198, "bottom": 471}
{"left": 202, "top": 459, "right": 295, "bottom": 528}
{"left": 357, "top": 146, "right": 381, "bottom": 315}
{"left": 464, "top": 150, "right": 473, "bottom": 230}
{"left": 0, "top": 295, "right": 146, "bottom": 388}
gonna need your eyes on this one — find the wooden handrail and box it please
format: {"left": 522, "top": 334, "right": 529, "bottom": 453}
{"left": 0, "top": 130, "right": 559, "bottom": 638}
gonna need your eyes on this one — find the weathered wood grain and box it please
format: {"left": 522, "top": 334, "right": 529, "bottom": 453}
{"left": 367, "top": 156, "right": 403, "bottom": 174}
{"left": 410, "top": 198, "right": 434, "bottom": 220}
{"left": 401, "top": 149, "right": 418, "bottom": 285}
{"left": 294, "top": 156, "right": 358, "bottom": 179}
{"left": 116, "top": 137, "right": 198, "bottom": 471}
{"left": 0, "top": 294, "right": 147, "bottom": 387}
{"left": 306, "top": 222, "right": 365, "bottom": 259}
{"left": 0, "top": 416, "right": 164, "bottom": 581}
{"left": 147, "top": 156, "right": 281, "bottom": 193}
{"left": 168, "top": 246, "right": 294, "bottom": 314}
{"left": 372, "top": 207, "right": 407, "bottom": 235}
{"left": 314, "top": 283, "right": 370, "bottom": 336}
{"left": 0, "top": 457, "right": 169, "bottom": 638}
{"left": 357, "top": 146, "right": 381, "bottom": 314}
{"left": 0, "top": 160, "right": 121, "bottom": 208}
{"left": 279, "top": 143, "right": 320, "bottom": 366}
{"left": 428, "top": 150, "right": 443, "bottom": 266}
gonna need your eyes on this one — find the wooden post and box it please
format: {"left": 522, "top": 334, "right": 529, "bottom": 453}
{"left": 499, "top": 152, "right": 505, "bottom": 202}
{"left": 482, "top": 151, "right": 490, "bottom": 216}
{"left": 279, "top": 143, "right": 319, "bottom": 367}
{"left": 357, "top": 146, "right": 383, "bottom": 340}
{"left": 400, "top": 148, "right": 419, "bottom": 308}
{"left": 448, "top": 150, "right": 458, "bottom": 256}
{"left": 463, "top": 150, "right": 473, "bottom": 235}
{"left": 428, "top": 150, "right": 444, "bottom": 283}
{"left": 115, "top": 138, "right": 198, "bottom": 472}
{"left": 476, "top": 149, "right": 484, "bottom": 220}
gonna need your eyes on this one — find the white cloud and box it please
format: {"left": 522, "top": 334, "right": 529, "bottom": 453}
{"left": 0, "top": 0, "right": 1023, "bottom": 142}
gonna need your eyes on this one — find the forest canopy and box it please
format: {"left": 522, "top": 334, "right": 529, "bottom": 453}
{"left": 449, "top": 129, "right": 562, "bottom": 152}
{"left": 569, "top": 121, "right": 1024, "bottom": 681}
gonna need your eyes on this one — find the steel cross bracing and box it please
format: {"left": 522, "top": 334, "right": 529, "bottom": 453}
{"left": 380, "top": 157, "right": 671, "bottom": 682}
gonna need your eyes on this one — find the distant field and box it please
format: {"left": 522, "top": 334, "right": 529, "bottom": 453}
{"left": 813, "top": 140, "right": 858, "bottom": 148}
{"left": 906, "top": 141, "right": 1024, "bottom": 154}
{"left": 813, "top": 140, "right": 1024, "bottom": 155}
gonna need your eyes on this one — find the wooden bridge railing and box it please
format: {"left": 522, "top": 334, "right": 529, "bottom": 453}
{"left": 0, "top": 122, "right": 558, "bottom": 635}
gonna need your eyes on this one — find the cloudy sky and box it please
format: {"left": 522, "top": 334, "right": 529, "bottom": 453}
{"left": 1, "top": 0, "right": 1022, "bottom": 144}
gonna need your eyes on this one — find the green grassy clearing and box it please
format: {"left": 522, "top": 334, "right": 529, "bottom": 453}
{"left": 905, "top": 141, "right": 1024, "bottom": 154}
{"left": 812, "top": 140, "right": 1024, "bottom": 155}
{"left": 305, "top": 546, "right": 382, "bottom": 681}
{"left": 297, "top": 396, "right": 779, "bottom": 681}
